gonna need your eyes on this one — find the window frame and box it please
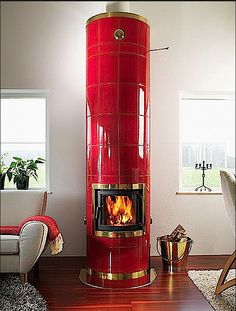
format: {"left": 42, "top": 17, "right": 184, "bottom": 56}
{"left": 179, "top": 91, "right": 235, "bottom": 193}
{"left": 1, "top": 89, "right": 50, "bottom": 190}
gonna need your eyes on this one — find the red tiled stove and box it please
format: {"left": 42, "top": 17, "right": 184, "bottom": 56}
{"left": 80, "top": 11, "right": 156, "bottom": 288}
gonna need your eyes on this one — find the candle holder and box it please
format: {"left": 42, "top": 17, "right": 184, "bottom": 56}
{"left": 195, "top": 160, "right": 212, "bottom": 192}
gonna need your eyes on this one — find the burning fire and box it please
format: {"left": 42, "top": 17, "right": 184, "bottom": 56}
{"left": 106, "top": 196, "right": 133, "bottom": 226}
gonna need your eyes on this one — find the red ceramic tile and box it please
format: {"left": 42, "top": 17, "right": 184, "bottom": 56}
{"left": 98, "top": 246, "right": 143, "bottom": 272}
{"left": 119, "top": 175, "right": 140, "bottom": 184}
{"left": 87, "top": 146, "right": 99, "bottom": 176}
{"left": 119, "top": 54, "right": 137, "bottom": 83}
{"left": 146, "top": 55, "right": 150, "bottom": 89}
{"left": 87, "top": 115, "right": 118, "bottom": 146}
{"left": 138, "top": 85, "right": 150, "bottom": 117}
{"left": 86, "top": 189, "right": 92, "bottom": 206}
{"left": 138, "top": 86, "right": 145, "bottom": 116}
{"left": 87, "top": 175, "right": 100, "bottom": 184}
{"left": 144, "top": 117, "right": 150, "bottom": 146}
{"left": 100, "top": 43, "right": 119, "bottom": 54}
{"left": 99, "top": 84, "right": 117, "bottom": 114}
{"left": 87, "top": 85, "right": 98, "bottom": 116}
{"left": 87, "top": 175, "right": 119, "bottom": 184}
{"left": 87, "top": 55, "right": 98, "bottom": 86}
{"left": 145, "top": 89, "right": 150, "bottom": 118}
{"left": 119, "top": 115, "right": 138, "bottom": 145}
{"left": 120, "top": 43, "right": 138, "bottom": 54}
{"left": 87, "top": 45, "right": 99, "bottom": 58}
{"left": 100, "top": 54, "right": 118, "bottom": 83}
{"left": 99, "top": 175, "right": 119, "bottom": 184}
{"left": 98, "top": 115, "right": 118, "bottom": 145}
{"left": 138, "top": 55, "right": 147, "bottom": 86}
{"left": 88, "top": 146, "right": 119, "bottom": 176}
{"left": 119, "top": 145, "right": 150, "bottom": 177}
{"left": 87, "top": 20, "right": 99, "bottom": 47}
{"left": 86, "top": 175, "right": 94, "bottom": 190}
{"left": 138, "top": 146, "right": 150, "bottom": 175}
{"left": 99, "top": 18, "right": 119, "bottom": 43}
{"left": 134, "top": 116, "right": 150, "bottom": 146}
{"left": 119, "top": 17, "right": 139, "bottom": 44}
{"left": 100, "top": 145, "right": 119, "bottom": 175}
{"left": 119, "top": 84, "right": 138, "bottom": 115}
{"left": 137, "top": 45, "right": 147, "bottom": 56}
{"left": 87, "top": 116, "right": 91, "bottom": 145}
{"left": 118, "top": 175, "right": 150, "bottom": 184}
{"left": 138, "top": 116, "right": 145, "bottom": 146}
{"left": 119, "top": 146, "right": 138, "bottom": 176}
{"left": 137, "top": 22, "right": 147, "bottom": 47}
{"left": 146, "top": 26, "right": 150, "bottom": 49}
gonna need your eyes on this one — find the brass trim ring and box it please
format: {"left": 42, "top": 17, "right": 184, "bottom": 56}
{"left": 95, "top": 230, "right": 144, "bottom": 238}
{"left": 87, "top": 268, "right": 148, "bottom": 280}
{"left": 86, "top": 12, "right": 149, "bottom": 26}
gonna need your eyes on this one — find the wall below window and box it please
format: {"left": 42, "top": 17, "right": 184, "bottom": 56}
{"left": 1, "top": 1, "right": 235, "bottom": 255}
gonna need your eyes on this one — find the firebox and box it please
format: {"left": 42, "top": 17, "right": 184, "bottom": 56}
{"left": 93, "top": 184, "right": 145, "bottom": 235}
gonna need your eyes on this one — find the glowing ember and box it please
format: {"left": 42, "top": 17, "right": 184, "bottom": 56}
{"left": 106, "top": 196, "right": 133, "bottom": 225}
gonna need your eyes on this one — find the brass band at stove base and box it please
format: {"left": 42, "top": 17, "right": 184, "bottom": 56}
{"left": 87, "top": 268, "right": 148, "bottom": 280}
{"left": 94, "top": 230, "right": 144, "bottom": 238}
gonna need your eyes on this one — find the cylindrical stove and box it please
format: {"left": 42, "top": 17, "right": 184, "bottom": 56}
{"left": 81, "top": 11, "right": 154, "bottom": 288}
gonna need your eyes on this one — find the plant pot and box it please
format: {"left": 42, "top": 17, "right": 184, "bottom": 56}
{"left": 0, "top": 173, "right": 6, "bottom": 190}
{"left": 16, "top": 177, "right": 29, "bottom": 190}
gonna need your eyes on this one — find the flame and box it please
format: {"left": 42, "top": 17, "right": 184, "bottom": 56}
{"left": 106, "top": 196, "right": 133, "bottom": 225}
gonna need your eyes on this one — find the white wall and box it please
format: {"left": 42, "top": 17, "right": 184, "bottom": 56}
{"left": 1, "top": 1, "right": 235, "bottom": 256}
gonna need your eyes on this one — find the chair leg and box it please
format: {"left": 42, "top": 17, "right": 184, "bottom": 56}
{"left": 215, "top": 250, "right": 236, "bottom": 295}
{"left": 20, "top": 273, "right": 28, "bottom": 283}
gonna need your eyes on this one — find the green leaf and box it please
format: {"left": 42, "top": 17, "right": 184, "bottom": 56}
{"left": 13, "top": 157, "right": 22, "bottom": 161}
{"left": 35, "top": 160, "right": 44, "bottom": 164}
{"left": 6, "top": 170, "right": 12, "bottom": 181}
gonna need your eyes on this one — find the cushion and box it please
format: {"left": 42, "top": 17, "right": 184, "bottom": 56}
{"left": 0, "top": 235, "right": 19, "bottom": 254}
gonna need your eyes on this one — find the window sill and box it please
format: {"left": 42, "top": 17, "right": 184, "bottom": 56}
{"left": 176, "top": 191, "right": 222, "bottom": 195}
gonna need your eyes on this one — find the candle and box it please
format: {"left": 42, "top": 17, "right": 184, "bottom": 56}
{"left": 198, "top": 146, "right": 201, "bottom": 163}
{"left": 208, "top": 147, "right": 212, "bottom": 163}
{"left": 202, "top": 144, "right": 207, "bottom": 161}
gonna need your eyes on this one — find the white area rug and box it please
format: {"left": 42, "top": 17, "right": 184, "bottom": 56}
{"left": 188, "top": 269, "right": 236, "bottom": 311}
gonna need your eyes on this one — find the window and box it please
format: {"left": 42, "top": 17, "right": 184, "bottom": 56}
{"left": 179, "top": 92, "right": 235, "bottom": 192}
{"left": 1, "top": 90, "right": 49, "bottom": 189}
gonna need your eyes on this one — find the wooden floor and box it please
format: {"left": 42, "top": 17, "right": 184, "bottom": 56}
{"left": 29, "top": 255, "right": 231, "bottom": 311}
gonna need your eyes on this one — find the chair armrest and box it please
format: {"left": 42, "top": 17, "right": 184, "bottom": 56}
{"left": 19, "top": 221, "right": 48, "bottom": 273}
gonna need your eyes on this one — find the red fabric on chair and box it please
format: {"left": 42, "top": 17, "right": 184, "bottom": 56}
{"left": 17, "top": 215, "right": 60, "bottom": 241}
{"left": 0, "top": 226, "right": 18, "bottom": 235}
{"left": 0, "top": 216, "right": 63, "bottom": 255}
{"left": 17, "top": 215, "right": 64, "bottom": 255}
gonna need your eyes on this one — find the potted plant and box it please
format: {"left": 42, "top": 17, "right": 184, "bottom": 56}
{"left": 7, "top": 157, "right": 45, "bottom": 190}
{"left": 0, "top": 153, "right": 9, "bottom": 190}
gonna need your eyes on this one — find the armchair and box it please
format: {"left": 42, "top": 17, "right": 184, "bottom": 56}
{"left": 0, "top": 190, "right": 48, "bottom": 282}
{"left": 215, "top": 170, "right": 236, "bottom": 294}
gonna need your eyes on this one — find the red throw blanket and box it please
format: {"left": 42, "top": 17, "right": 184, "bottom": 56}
{"left": 0, "top": 216, "right": 63, "bottom": 255}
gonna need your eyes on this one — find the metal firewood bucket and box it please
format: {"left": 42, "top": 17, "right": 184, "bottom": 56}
{"left": 156, "top": 236, "right": 194, "bottom": 272}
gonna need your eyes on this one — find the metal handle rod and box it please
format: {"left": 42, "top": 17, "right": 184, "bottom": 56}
{"left": 147, "top": 47, "right": 169, "bottom": 53}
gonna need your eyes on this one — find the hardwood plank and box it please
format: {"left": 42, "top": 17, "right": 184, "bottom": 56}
{"left": 28, "top": 255, "right": 232, "bottom": 310}
{"left": 132, "top": 300, "right": 212, "bottom": 311}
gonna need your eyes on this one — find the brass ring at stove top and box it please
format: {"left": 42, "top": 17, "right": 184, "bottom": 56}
{"left": 94, "top": 230, "right": 144, "bottom": 238}
{"left": 87, "top": 268, "right": 148, "bottom": 280}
